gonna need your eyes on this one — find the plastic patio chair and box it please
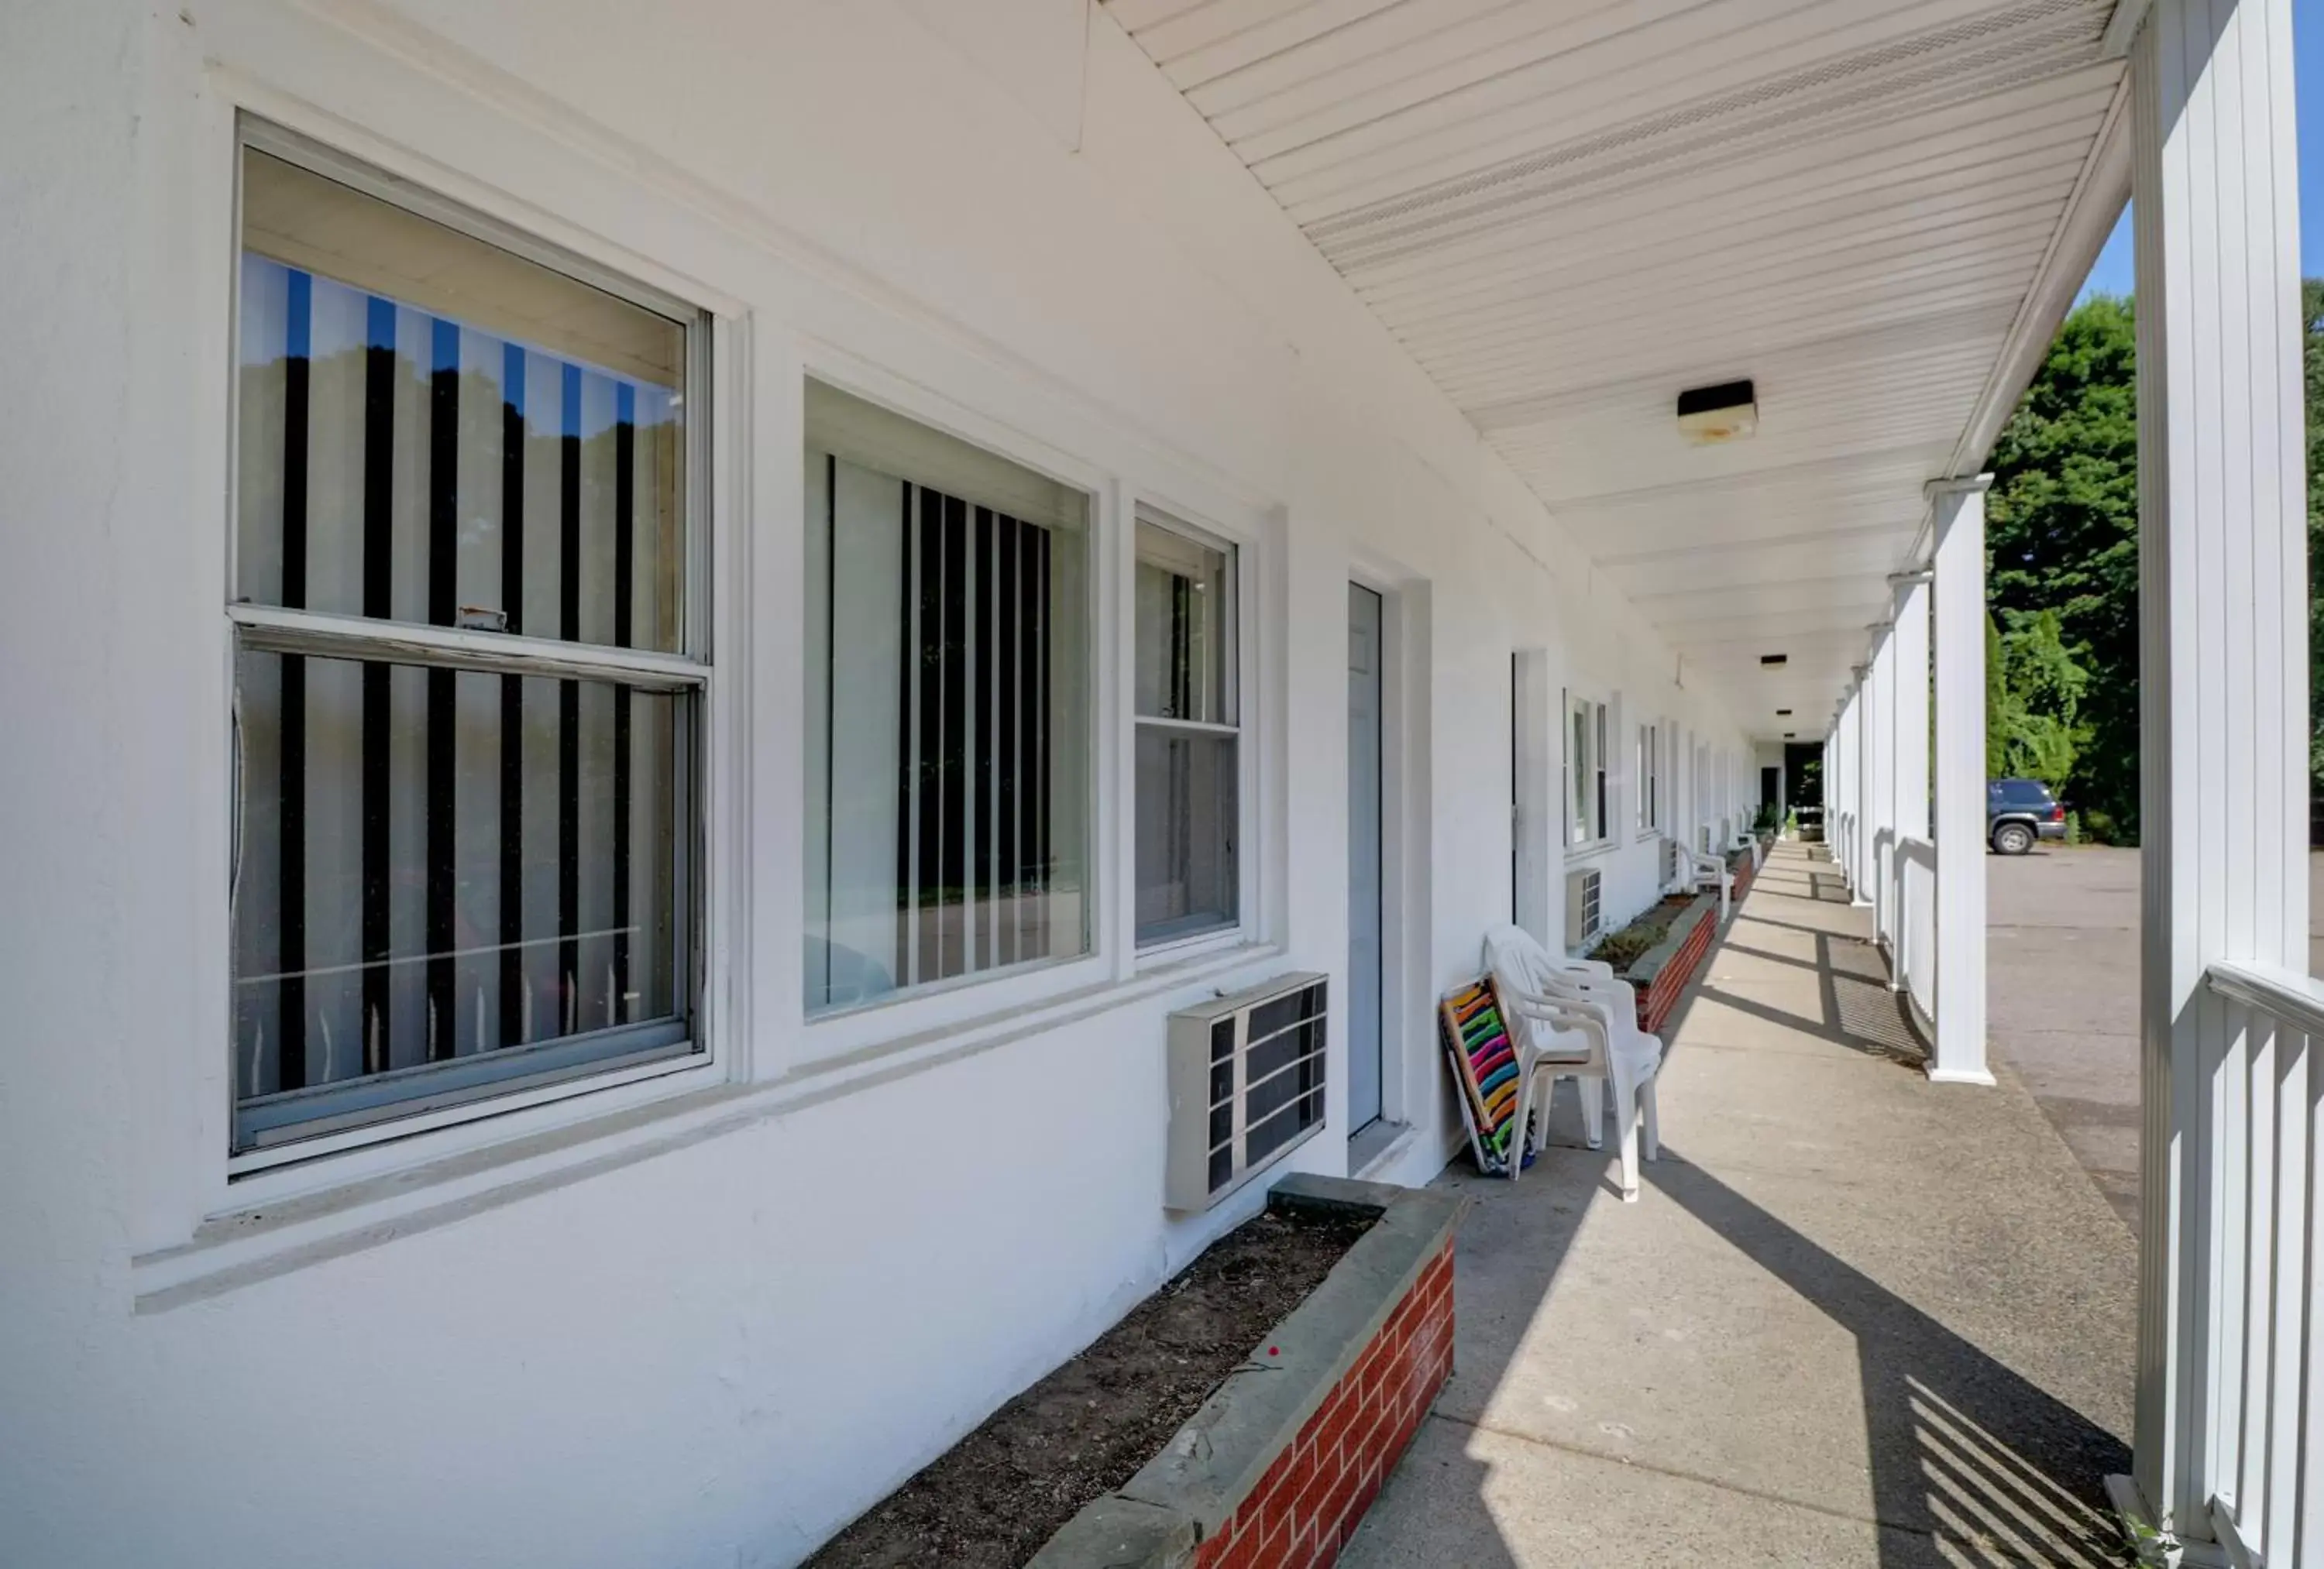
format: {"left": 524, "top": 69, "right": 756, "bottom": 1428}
{"left": 1671, "top": 840, "right": 1732, "bottom": 922}
{"left": 1483, "top": 924, "right": 1663, "bottom": 1202}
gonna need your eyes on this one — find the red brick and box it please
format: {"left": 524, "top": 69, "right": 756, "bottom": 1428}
{"left": 1290, "top": 1444, "right": 1337, "bottom": 1532}
{"left": 1250, "top": 1443, "right": 1301, "bottom": 1521}
{"left": 1344, "top": 1392, "right": 1393, "bottom": 1473}
{"left": 1210, "top": 1517, "right": 1265, "bottom": 1569}
{"left": 1408, "top": 1321, "right": 1449, "bottom": 1377}
{"left": 1310, "top": 1391, "right": 1362, "bottom": 1467}
{"left": 1309, "top": 1461, "right": 1363, "bottom": 1560}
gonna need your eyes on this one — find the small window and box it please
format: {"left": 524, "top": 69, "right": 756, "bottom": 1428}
{"left": 1133, "top": 516, "right": 1240, "bottom": 946}
{"left": 1566, "top": 694, "right": 1605, "bottom": 846}
{"left": 229, "top": 134, "right": 706, "bottom": 1154}
{"left": 1637, "top": 721, "right": 1662, "bottom": 832}
{"left": 803, "top": 380, "right": 1092, "bottom": 1014}
{"left": 1594, "top": 704, "right": 1609, "bottom": 839}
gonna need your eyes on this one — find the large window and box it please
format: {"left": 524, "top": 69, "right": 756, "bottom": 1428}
{"left": 1567, "top": 694, "right": 1607, "bottom": 846}
{"left": 229, "top": 134, "right": 705, "bottom": 1155}
{"left": 1133, "top": 514, "right": 1239, "bottom": 946}
{"left": 803, "top": 380, "right": 1092, "bottom": 1015}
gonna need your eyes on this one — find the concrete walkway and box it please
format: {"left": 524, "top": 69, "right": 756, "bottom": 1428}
{"left": 1986, "top": 846, "right": 2324, "bottom": 1230}
{"left": 1344, "top": 843, "right": 2137, "bottom": 1568}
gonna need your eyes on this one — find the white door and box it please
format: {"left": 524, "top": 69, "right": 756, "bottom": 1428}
{"left": 1347, "top": 585, "right": 1384, "bottom": 1132}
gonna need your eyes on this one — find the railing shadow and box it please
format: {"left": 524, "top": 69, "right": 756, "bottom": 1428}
{"left": 1353, "top": 843, "right": 2123, "bottom": 1568}
{"left": 1643, "top": 1152, "right": 2130, "bottom": 1567}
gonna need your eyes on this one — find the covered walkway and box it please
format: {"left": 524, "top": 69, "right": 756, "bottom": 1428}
{"left": 1346, "top": 843, "right": 2137, "bottom": 1567}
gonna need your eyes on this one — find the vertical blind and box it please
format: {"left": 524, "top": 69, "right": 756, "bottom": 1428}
{"left": 804, "top": 382, "right": 1090, "bottom": 1014}
{"left": 232, "top": 153, "right": 696, "bottom": 1146}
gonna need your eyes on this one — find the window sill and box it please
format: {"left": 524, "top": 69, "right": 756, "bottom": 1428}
{"left": 1135, "top": 922, "right": 1253, "bottom": 973}
{"left": 1564, "top": 837, "right": 1618, "bottom": 863}
{"left": 132, "top": 939, "right": 1284, "bottom": 1312}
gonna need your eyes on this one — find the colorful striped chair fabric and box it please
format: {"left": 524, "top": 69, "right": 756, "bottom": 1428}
{"left": 1440, "top": 978, "right": 1524, "bottom": 1177}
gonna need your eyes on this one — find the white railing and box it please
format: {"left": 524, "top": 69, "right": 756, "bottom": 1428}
{"left": 2180, "top": 959, "right": 2324, "bottom": 1566}
{"left": 1893, "top": 836, "right": 1937, "bottom": 1024}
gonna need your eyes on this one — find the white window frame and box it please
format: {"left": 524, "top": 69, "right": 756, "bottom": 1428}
{"left": 1636, "top": 719, "right": 1664, "bottom": 837}
{"left": 215, "top": 117, "right": 740, "bottom": 1196}
{"left": 792, "top": 355, "right": 1122, "bottom": 1064}
{"left": 1565, "top": 691, "right": 1611, "bottom": 852}
{"left": 1129, "top": 489, "right": 1268, "bottom": 973}
{"left": 1131, "top": 505, "right": 1250, "bottom": 955}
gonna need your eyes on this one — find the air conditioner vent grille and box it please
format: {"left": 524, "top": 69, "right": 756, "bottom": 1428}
{"left": 1167, "top": 973, "right": 1329, "bottom": 1211}
{"left": 1566, "top": 868, "right": 1603, "bottom": 946}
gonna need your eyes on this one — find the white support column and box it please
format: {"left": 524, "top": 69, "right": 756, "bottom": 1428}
{"left": 1833, "top": 692, "right": 1850, "bottom": 879}
{"left": 1852, "top": 668, "right": 1876, "bottom": 908}
{"left": 1889, "top": 576, "right": 1932, "bottom": 994}
{"left": 1892, "top": 579, "right": 1932, "bottom": 846}
{"left": 1822, "top": 733, "right": 1834, "bottom": 851}
{"left": 1868, "top": 637, "right": 1896, "bottom": 932}
{"left": 1831, "top": 692, "right": 1850, "bottom": 878}
{"left": 2124, "top": 0, "right": 2309, "bottom": 1547}
{"left": 1929, "top": 476, "right": 1992, "bottom": 1086}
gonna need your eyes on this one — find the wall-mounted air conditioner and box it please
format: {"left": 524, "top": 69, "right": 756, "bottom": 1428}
{"left": 1165, "top": 973, "right": 1329, "bottom": 1212}
{"left": 1565, "top": 867, "right": 1602, "bottom": 947}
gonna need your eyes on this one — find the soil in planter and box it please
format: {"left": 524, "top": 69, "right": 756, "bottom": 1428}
{"left": 806, "top": 1203, "right": 1378, "bottom": 1569}
{"left": 1587, "top": 894, "right": 1698, "bottom": 972}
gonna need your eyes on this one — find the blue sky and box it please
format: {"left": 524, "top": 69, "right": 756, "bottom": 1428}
{"left": 2077, "top": 5, "right": 2324, "bottom": 300}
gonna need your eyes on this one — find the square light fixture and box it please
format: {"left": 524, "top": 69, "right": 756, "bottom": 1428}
{"left": 1677, "top": 379, "right": 1758, "bottom": 445}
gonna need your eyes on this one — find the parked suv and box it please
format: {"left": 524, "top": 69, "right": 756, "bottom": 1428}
{"left": 1988, "top": 778, "right": 2065, "bottom": 854}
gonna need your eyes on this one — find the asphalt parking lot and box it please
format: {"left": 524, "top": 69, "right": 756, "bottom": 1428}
{"left": 1986, "top": 846, "right": 2324, "bottom": 1229}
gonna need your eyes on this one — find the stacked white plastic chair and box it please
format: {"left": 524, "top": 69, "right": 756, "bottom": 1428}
{"left": 1482, "top": 925, "right": 1664, "bottom": 1202}
{"left": 1669, "top": 839, "right": 1733, "bottom": 922}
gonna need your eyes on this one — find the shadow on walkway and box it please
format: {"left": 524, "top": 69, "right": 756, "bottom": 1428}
{"left": 1343, "top": 843, "right": 2133, "bottom": 1569}
{"left": 1644, "top": 1150, "right": 2127, "bottom": 1565}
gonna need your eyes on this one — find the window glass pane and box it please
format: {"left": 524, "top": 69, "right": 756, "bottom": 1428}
{"left": 1133, "top": 522, "right": 1234, "bottom": 725}
{"left": 803, "top": 395, "right": 1092, "bottom": 1015}
{"left": 236, "top": 149, "right": 687, "bottom": 652}
{"left": 232, "top": 649, "right": 689, "bottom": 1148}
{"left": 1136, "top": 729, "right": 1239, "bottom": 943}
{"left": 1569, "top": 702, "right": 1589, "bottom": 844}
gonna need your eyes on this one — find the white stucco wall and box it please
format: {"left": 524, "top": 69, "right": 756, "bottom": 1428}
{"left": 0, "top": 2, "right": 1756, "bottom": 1564}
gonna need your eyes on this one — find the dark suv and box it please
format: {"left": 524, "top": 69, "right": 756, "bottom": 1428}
{"left": 1988, "top": 778, "right": 2065, "bottom": 854}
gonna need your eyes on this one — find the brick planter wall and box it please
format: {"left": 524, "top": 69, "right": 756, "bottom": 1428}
{"left": 1632, "top": 897, "right": 1717, "bottom": 1037}
{"left": 1728, "top": 853, "right": 1755, "bottom": 901}
{"left": 1189, "top": 1241, "right": 1452, "bottom": 1568}
{"left": 1031, "top": 1177, "right": 1464, "bottom": 1569}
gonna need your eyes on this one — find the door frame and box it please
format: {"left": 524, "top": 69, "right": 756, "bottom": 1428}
{"left": 1343, "top": 565, "right": 1425, "bottom": 1162}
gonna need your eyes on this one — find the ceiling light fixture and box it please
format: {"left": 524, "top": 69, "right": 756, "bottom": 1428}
{"left": 1677, "top": 379, "right": 1758, "bottom": 445}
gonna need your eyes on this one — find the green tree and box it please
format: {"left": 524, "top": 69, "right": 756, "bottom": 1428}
{"left": 1985, "top": 284, "right": 2324, "bottom": 843}
{"left": 1986, "top": 608, "right": 2089, "bottom": 788}
{"left": 2306, "top": 280, "right": 2324, "bottom": 794}
{"left": 1985, "top": 295, "right": 2139, "bottom": 835}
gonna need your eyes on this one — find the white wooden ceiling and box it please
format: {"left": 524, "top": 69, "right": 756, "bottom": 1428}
{"left": 1102, "top": 0, "right": 2128, "bottom": 737}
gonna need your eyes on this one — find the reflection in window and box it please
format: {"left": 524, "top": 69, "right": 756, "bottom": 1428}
{"left": 1135, "top": 518, "right": 1239, "bottom": 946}
{"left": 230, "top": 139, "right": 701, "bottom": 1152}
